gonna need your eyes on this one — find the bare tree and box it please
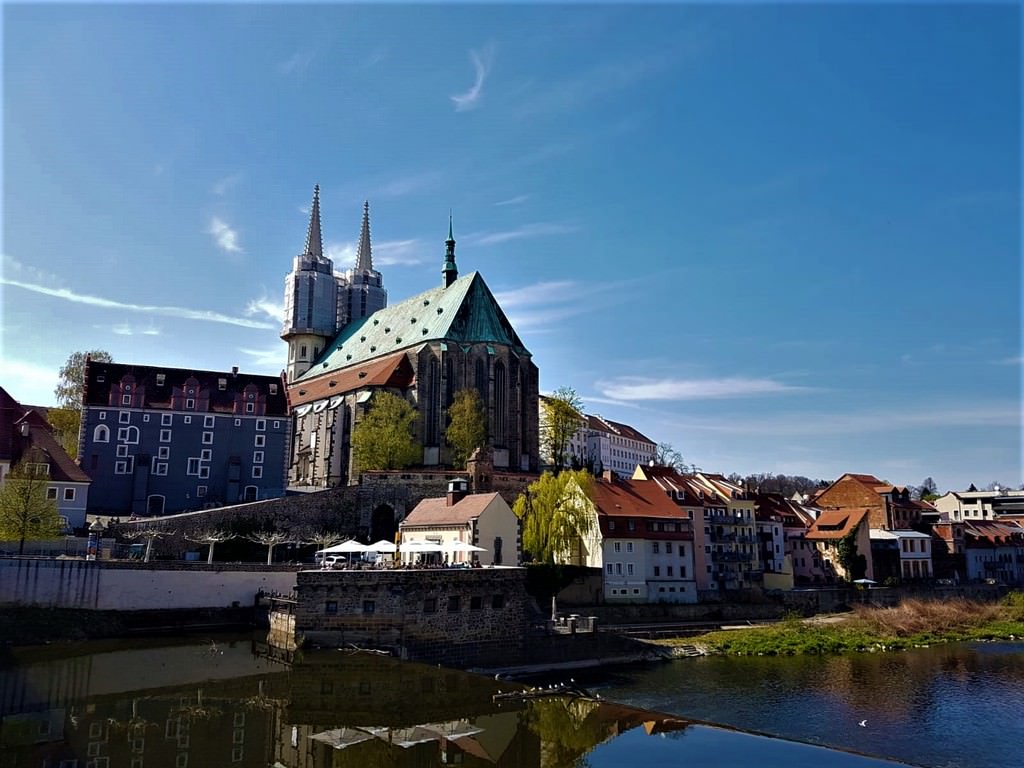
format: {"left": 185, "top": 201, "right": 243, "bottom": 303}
{"left": 654, "top": 442, "right": 687, "bottom": 472}
{"left": 300, "top": 528, "right": 346, "bottom": 554}
{"left": 122, "top": 527, "right": 175, "bottom": 562}
{"left": 185, "top": 529, "right": 235, "bottom": 564}
{"left": 246, "top": 531, "right": 295, "bottom": 565}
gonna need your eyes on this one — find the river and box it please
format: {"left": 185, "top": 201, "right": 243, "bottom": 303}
{"left": 1, "top": 635, "right": 1020, "bottom": 767}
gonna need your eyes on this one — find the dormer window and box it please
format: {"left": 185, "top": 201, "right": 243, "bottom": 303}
{"left": 156, "top": 373, "right": 165, "bottom": 386}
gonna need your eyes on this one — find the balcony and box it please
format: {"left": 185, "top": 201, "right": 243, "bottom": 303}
{"left": 715, "top": 551, "right": 754, "bottom": 563}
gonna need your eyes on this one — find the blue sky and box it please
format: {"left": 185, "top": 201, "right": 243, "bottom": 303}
{"left": 2, "top": 3, "right": 1020, "bottom": 492}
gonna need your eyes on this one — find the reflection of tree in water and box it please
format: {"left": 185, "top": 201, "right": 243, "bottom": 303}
{"left": 526, "top": 698, "right": 616, "bottom": 768}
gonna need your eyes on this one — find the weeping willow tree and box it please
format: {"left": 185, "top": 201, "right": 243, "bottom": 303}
{"left": 513, "top": 470, "right": 594, "bottom": 564}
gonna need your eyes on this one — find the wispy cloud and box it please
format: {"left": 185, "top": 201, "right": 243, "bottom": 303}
{"left": 494, "top": 194, "right": 529, "bottom": 207}
{"left": 493, "top": 278, "right": 626, "bottom": 332}
{"left": 463, "top": 222, "right": 577, "bottom": 247}
{"left": 245, "top": 295, "right": 284, "bottom": 322}
{"left": 278, "top": 49, "right": 315, "bottom": 76}
{"left": 451, "top": 45, "right": 493, "bottom": 112}
{"left": 211, "top": 173, "right": 241, "bottom": 196}
{"left": 597, "top": 376, "right": 807, "bottom": 401}
{"left": 995, "top": 356, "right": 1023, "bottom": 366}
{"left": 239, "top": 344, "right": 286, "bottom": 371}
{"left": 325, "top": 239, "right": 424, "bottom": 267}
{"left": 1, "top": 277, "right": 275, "bottom": 329}
{"left": 208, "top": 217, "right": 243, "bottom": 253}
{"left": 107, "top": 324, "right": 161, "bottom": 336}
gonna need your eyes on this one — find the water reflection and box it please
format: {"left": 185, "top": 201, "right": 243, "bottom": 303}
{"left": 0, "top": 635, "right": 913, "bottom": 768}
{"left": 597, "top": 642, "right": 1024, "bottom": 768}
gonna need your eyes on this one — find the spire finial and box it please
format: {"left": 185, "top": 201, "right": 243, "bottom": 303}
{"left": 355, "top": 200, "right": 373, "bottom": 272}
{"left": 442, "top": 211, "right": 458, "bottom": 288}
{"left": 304, "top": 184, "right": 323, "bottom": 259}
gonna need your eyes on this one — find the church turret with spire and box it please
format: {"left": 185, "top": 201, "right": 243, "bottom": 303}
{"left": 442, "top": 214, "right": 458, "bottom": 288}
{"left": 281, "top": 188, "right": 387, "bottom": 382}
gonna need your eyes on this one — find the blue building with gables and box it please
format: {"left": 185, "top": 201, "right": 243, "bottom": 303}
{"left": 79, "top": 360, "right": 289, "bottom": 516}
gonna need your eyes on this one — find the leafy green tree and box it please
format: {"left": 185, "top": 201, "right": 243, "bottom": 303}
{"left": 351, "top": 392, "right": 421, "bottom": 471}
{"left": 836, "top": 527, "right": 867, "bottom": 582}
{"left": 540, "top": 386, "right": 584, "bottom": 473}
{"left": 0, "top": 450, "right": 63, "bottom": 554}
{"left": 55, "top": 349, "right": 112, "bottom": 408}
{"left": 445, "top": 388, "right": 487, "bottom": 469}
{"left": 513, "top": 469, "right": 594, "bottom": 564}
{"left": 51, "top": 350, "right": 112, "bottom": 459}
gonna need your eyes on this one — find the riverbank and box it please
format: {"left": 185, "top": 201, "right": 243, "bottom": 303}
{"left": 657, "top": 594, "right": 1024, "bottom": 656}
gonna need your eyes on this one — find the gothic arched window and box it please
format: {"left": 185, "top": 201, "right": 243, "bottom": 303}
{"left": 93, "top": 424, "right": 109, "bottom": 443}
{"left": 475, "top": 358, "right": 487, "bottom": 406}
{"left": 494, "top": 361, "right": 507, "bottom": 446}
{"left": 425, "top": 356, "right": 440, "bottom": 446}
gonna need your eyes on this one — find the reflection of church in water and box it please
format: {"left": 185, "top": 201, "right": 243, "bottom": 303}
{"left": 282, "top": 187, "right": 540, "bottom": 488}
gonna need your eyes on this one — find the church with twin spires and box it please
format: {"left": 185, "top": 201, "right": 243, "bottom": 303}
{"left": 282, "top": 186, "right": 540, "bottom": 488}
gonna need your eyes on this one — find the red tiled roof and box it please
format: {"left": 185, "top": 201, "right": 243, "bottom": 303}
{"left": 0, "top": 387, "right": 90, "bottom": 483}
{"left": 587, "top": 415, "right": 655, "bottom": 446}
{"left": 806, "top": 508, "right": 867, "bottom": 540}
{"left": 289, "top": 351, "right": 414, "bottom": 406}
{"left": 402, "top": 492, "right": 504, "bottom": 526}
{"left": 589, "top": 477, "right": 687, "bottom": 520}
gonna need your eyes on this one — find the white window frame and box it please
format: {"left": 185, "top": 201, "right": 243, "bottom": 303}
{"left": 116, "top": 445, "right": 128, "bottom": 458}
{"left": 119, "top": 411, "right": 131, "bottom": 424}
{"left": 204, "top": 415, "right": 215, "bottom": 428}
{"left": 200, "top": 449, "right": 212, "bottom": 461}
{"left": 99, "top": 411, "right": 106, "bottom": 421}
{"left": 199, "top": 465, "right": 210, "bottom": 479}
{"left": 47, "top": 487, "right": 58, "bottom": 500}
{"left": 122, "top": 394, "right": 131, "bottom": 405}
{"left": 158, "top": 446, "right": 170, "bottom": 459}
{"left": 256, "top": 418, "right": 266, "bottom": 431}
{"left": 273, "top": 420, "right": 280, "bottom": 429}
{"left": 253, "top": 451, "right": 264, "bottom": 464}
{"left": 187, "top": 458, "right": 200, "bottom": 476}
{"left": 254, "top": 434, "right": 265, "bottom": 447}
{"left": 162, "top": 413, "right": 172, "bottom": 426}
{"left": 202, "top": 432, "right": 214, "bottom": 444}
{"left": 185, "top": 398, "right": 195, "bottom": 409}
{"left": 245, "top": 402, "right": 254, "bottom": 414}
{"left": 252, "top": 466, "right": 263, "bottom": 479}
{"left": 196, "top": 485, "right": 207, "bottom": 498}
{"left": 153, "top": 462, "right": 168, "bottom": 476}
{"left": 93, "top": 424, "right": 109, "bottom": 443}
{"left": 184, "top": 416, "right": 191, "bottom": 424}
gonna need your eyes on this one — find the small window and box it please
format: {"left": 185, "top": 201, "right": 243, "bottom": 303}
{"left": 470, "top": 595, "right": 483, "bottom": 610}
{"left": 273, "top": 420, "right": 280, "bottom": 429}
{"left": 252, "top": 466, "right": 263, "bottom": 479}
{"left": 491, "top": 594, "right": 505, "bottom": 610}
{"left": 246, "top": 403, "right": 255, "bottom": 414}
{"left": 158, "top": 446, "right": 170, "bottom": 459}
{"left": 184, "top": 415, "right": 192, "bottom": 424}
{"left": 447, "top": 596, "right": 461, "bottom": 612}
{"left": 626, "top": 542, "right": 634, "bottom": 553}
{"left": 156, "top": 373, "right": 165, "bottom": 386}
{"left": 218, "top": 378, "right": 227, "bottom": 391}
{"left": 47, "top": 487, "right": 58, "bottom": 500}
{"left": 652, "top": 542, "right": 660, "bottom": 554}
{"left": 608, "top": 520, "right": 616, "bottom": 530}
{"left": 143, "top": 414, "right": 149, "bottom": 422}
{"left": 200, "top": 449, "right": 212, "bottom": 461}
{"left": 196, "top": 485, "right": 207, "bottom": 497}
{"left": 254, "top": 435, "right": 265, "bottom": 447}
{"left": 606, "top": 563, "right": 613, "bottom": 574}
{"left": 325, "top": 601, "right": 338, "bottom": 614}
{"left": 187, "top": 458, "right": 200, "bottom": 475}
{"left": 628, "top": 563, "right": 635, "bottom": 575}
{"left": 423, "top": 597, "right": 437, "bottom": 613}
{"left": 234, "top": 418, "right": 241, "bottom": 427}
{"left": 161, "top": 413, "right": 172, "bottom": 426}
{"left": 199, "top": 466, "right": 210, "bottom": 479}
{"left": 116, "top": 445, "right": 128, "bottom": 457}
{"left": 361, "top": 599, "right": 376, "bottom": 614}
{"left": 119, "top": 412, "right": 130, "bottom": 424}
{"left": 160, "top": 429, "right": 171, "bottom": 443}
{"left": 154, "top": 462, "right": 168, "bottom": 476}
{"left": 613, "top": 542, "right": 621, "bottom": 553}
{"left": 202, "top": 432, "right": 214, "bottom": 444}
{"left": 628, "top": 520, "right": 636, "bottom": 531}
{"left": 269, "top": 383, "right": 278, "bottom": 395}
{"left": 93, "top": 424, "right": 109, "bottom": 443}
{"left": 204, "top": 415, "right": 215, "bottom": 427}
{"left": 185, "top": 398, "right": 195, "bottom": 409}
{"left": 253, "top": 451, "right": 264, "bottom": 464}
{"left": 99, "top": 411, "right": 106, "bottom": 420}
{"left": 122, "top": 394, "right": 131, "bottom": 405}
{"left": 654, "top": 566, "right": 661, "bottom": 576}
{"left": 115, "top": 460, "right": 128, "bottom": 474}
{"left": 256, "top": 419, "right": 266, "bottom": 431}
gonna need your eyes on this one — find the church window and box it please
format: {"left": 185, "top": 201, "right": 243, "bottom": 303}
{"left": 475, "top": 358, "right": 487, "bottom": 406}
{"left": 425, "top": 357, "right": 440, "bottom": 446}
{"left": 300, "top": 345, "right": 307, "bottom": 358}
{"left": 494, "top": 361, "right": 507, "bottom": 445}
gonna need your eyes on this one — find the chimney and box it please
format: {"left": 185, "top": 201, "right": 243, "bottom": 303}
{"left": 602, "top": 469, "right": 615, "bottom": 483}
{"left": 231, "top": 366, "right": 239, "bottom": 376}
{"left": 447, "top": 478, "right": 469, "bottom": 506}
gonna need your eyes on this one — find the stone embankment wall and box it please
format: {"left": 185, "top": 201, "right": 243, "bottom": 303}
{"left": 0, "top": 557, "right": 297, "bottom": 610}
{"left": 294, "top": 567, "right": 531, "bottom": 667}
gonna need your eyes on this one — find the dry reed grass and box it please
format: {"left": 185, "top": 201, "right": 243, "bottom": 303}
{"left": 849, "top": 598, "right": 1002, "bottom": 637}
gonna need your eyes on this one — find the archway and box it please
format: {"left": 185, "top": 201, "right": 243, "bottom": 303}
{"left": 370, "top": 504, "right": 396, "bottom": 544}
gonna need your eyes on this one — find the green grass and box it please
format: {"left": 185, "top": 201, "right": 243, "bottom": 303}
{"left": 661, "top": 594, "right": 1024, "bottom": 656}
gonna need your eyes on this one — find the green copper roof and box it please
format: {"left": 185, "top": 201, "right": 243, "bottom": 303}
{"left": 296, "top": 271, "right": 531, "bottom": 382}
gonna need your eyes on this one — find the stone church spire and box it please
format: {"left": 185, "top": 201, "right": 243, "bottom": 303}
{"left": 354, "top": 201, "right": 373, "bottom": 272}
{"left": 304, "top": 184, "right": 324, "bottom": 259}
{"left": 442, "top": 213, "right": 458, "bottom": 288}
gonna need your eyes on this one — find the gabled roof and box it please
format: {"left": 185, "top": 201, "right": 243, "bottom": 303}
{"left": 401, "top": 492, "right": 506, "bottom": 527}
{"left": 588, "top": 476, "right": 687, "bottom": 520}
{"left": 806, "top": 508, "right": 868, "bottom": 540}
{"left": 296, "top": 271, "right": 531, "bottom": 383}
{"left": 0, "top": 386, "right": 89, "bottom": 483}
{"left": 585, "top": 415, "right": 655, "bottom": 446}
{"left": 632, "top": 465, "right": 708, "bottom": 507}
{"left": 289, "top": 351, "right": 414, "bottom": 407}
{"left": 754, "top": 493, "right": 818, "bottom": 528}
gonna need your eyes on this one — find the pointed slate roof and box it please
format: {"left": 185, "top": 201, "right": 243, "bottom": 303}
{"left": 295, "top": 271, "right": 531, "bottom": 382}
{"left": 355, "top": 201, "right": 373, "bottom": 272}
{"left": 304, "top": 185, "right": 324, "bottom": 259}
